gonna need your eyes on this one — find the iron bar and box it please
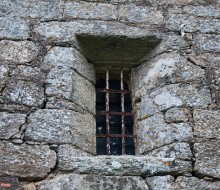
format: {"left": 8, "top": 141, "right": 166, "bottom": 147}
{"left": 121, "top": 70, "right": 125, "bottom": 155}
{"left": 96, "top": 88, "right": 132, "bottom": 94}
{"left": 96, "top": 111, "right": 134, "bottom": 116}
{"left": 106, "top": 69, "right": 110, "bottom": 155}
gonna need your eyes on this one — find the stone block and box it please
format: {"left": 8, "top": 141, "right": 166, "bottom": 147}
{"left": 25, "top": 109, "right": 95, "bottom": 154}
{"left": 0, "top": 17, "right": 30, "bottom": 40}
{"left": 33, "top": 20, "right": 154, "bottom": 44}
{"left": 137, "top": 114, "right": 192, "bottom": 153}
{"left": 0, "top": 112, "right": 26, "bottom": 140}
{"left": 63, "top": 1, "right": 117, "bottom": 20}
{"left": 0, "top": 0, "right": 62, "bottom": 21}
{"left": 58, "top": 156, "right": 192, "bottom": 176}
{"left": 43, "top": 47, "right": 95, "bottom": 83}
{"left": 165, "top": 108, "right": 191, "bottom": 123}
{"left": 0, "top": 64, "right": 9, "bottom": 92}
{"left": 0, "top": 142, "right": 56, "bottom": 180}
{"left": 37, "top": 174, "right": 149, "bottom": 190}
{"left": 175, "top": 176, "right": 220, "bottom": 190}
{"left": 146, "top": 175, "right": 175, "bottom": 190}
{"left": 2, "top": 80, "right": 44, "bottom": 107}
{"left": 0, "top": 40, "right": 38, "bottom": 63}
{"left": 146, "top": 143, "right": 192, "bottom": 161}
{"left": 118, "top": 4, "right": 163, "bottom": 25}
{"left": 194, "top": 34, "right": 220, "bottom": 53}
{"left": 194, "top": 140, "right": 220, "bottom": 178}
{"left": 194, "top": 109, "right": 220, "bottom": 139}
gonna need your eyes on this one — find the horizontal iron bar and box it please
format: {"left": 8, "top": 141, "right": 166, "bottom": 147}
{"left": 96, "top": 88, "right": 132, "bottom": 94}
{"left": 96, "top": 134, "right": 137, "bottom": 138}
{"left": 96, "top": 111, "right": 134, "bottom": 116}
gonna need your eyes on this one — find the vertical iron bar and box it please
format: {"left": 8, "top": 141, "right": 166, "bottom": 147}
{"left": 121, "top": 70, "right": 125, "bottom": 155}
{"left": 106, "top": 69, "right": 110, "bottom": 155}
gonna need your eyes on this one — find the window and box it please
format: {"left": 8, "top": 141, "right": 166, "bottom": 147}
{"left": 96, "top": 69, "right": 136, "bottom": 155}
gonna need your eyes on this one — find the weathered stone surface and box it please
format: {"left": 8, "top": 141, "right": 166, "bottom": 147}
{"left": 0, "top": 17, "right": 30, "bottom": 40}
{"left": 194, "top": 34, "right": 220, "bottom": 53}
{"left": 146, "top": 143, "right": 192, "bottom": 161}
{"left": 140, "top": 83, "right": 211, "bottom": 117}
{"left": 183, "top": 5, "right": 220, "bottom": 18}
{"left": 37, "top": 174, "right": 149, "bottom": 190}
{"left": 0, "top": 40, "right": 38, "bottom": 63}
{"left": 0, "top": 142, "right": 56, "bottom": 179}
{"left": 194, "top": 140, "right": 220, "bottom": 178}
{"left": 194, "top": 109, "right": 220, "bottom": 139}
{"left": 118, "top": 4, "right": 163, "bottom": 25}
{"left": 2, "top": 80, "right": 44, "bottom": 107}
{"left": 175, "top": 176, "right": 220, "bottom": 190}
{"left": 0, "top": 0, "right": 62, "bottom": 21}
{"left": 132, "top": 53, "right": 205, "bottom": 97}
{"left": 58, "top": 156, "right": 192, "bottom": 176}
{"left": 25, "top": 109, "right": 95, "bottom": 154}
{"left": 43, "top": 47, "right": 95, "bottom": 83}
{"left": 137, "top": 114, "right": 192, "bottom": 153}
{"left": 0, "top": 112, "right": 26, "bottom": 140}
{"left": 165, "top": 108, "right": 191, "bottom": 123}
{"left": 63, "top": 1, "right": 117, "bottom": 20}
{"left": 23, "top": 183, "right": 37, "bottom": 190}
{"left": 0, "top": 64, "right": 9, "bottom": 92}
{"left": 33, "top": 20, "right": 155, "bottom": 44}
{"left": 146, "top": 175, "right": 175, "bottom": 190}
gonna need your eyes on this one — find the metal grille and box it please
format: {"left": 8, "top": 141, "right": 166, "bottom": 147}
{"left": 96, "top": 69, "right": 136, "bottom": 155}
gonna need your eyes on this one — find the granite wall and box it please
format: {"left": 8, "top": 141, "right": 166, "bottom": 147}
{"left": 0, "top": 0, "right": 220, "bottom": 189}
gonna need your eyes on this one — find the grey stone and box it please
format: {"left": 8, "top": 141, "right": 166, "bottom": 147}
{"left": 175, "top": 176, "right": 220, "bottom": 190}
{"left": 37, "top": 174, "right": 149, "bottom": 190}
{"left": 43, "top": 47, "right": 95, "bottom": 83}
{"left": 194, "top": 109, "right": 220, "bottom": 139}
{"left": 0, "top": 141, "right": 56, "bottom": 179}
{"left": 146, "top": 175, "right": 175, "bottom": 190}
{"left": 58, "top": 156, "right": 192, "bottom": 176}
{"left": 132, "top": 53, "right": 205, "bottom": 96}
{"left": 33, "top": 20, "right": 156, "bottom": 44}
{"left": 2, "top": 80, "right": 44, "bottom": 107}
{"left": 63, "top": 1, "right": 117, "bottom": 20}
{"left": 0, "top": 103, "right": 30, "bottom": 113}
{"left": 146, "top": 143, "right": 192, "bottom": 161}
{"left": 25, "top": 109, "right": 95, "bottom": 154}
{"left": 0, "top": 0, "right": 62, "bottom": 21}
{"left": 0, "top": 112, "right": 26, "bottom": 140}
{"left": 23, "top": 183, "right": 37, "bottom": 190}
{"left": 194, "top": 140, "right": 220, "bottom": 178}
{"left": 0, "top": 40, "right": 38, "bottom": 63}
{"left": 0, "top": 64, "right": 9, "bottom": 92}
{"left": 0, "top": 17, "right": 30, "bottom": 40}
{"left": 183, "top": 5, "right": 220, "bottom": 18}
{"left": 165, "top": 108, "right": 191, "bottom": 123}
{"left": 194, "top": 34, "right": 220, "bottom": 53}
{"left": 118, "top": 4, "right": 163, "bottom": 25}
{"left": 137, "top": 114, "right": 192, "bottom": 153}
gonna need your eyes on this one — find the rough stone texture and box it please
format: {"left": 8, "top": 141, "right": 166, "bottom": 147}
{"left": 23, "top": 183, "right": 37, "bottom": 190}
{"left": 165, "top": 108, "right": 191, "bottom": 123}
{"left": 146, "top": 143, "right": 192, "bottom": 161}
{"left": 194, "top": 109, "right": 220, "bottom": 139}
{"left": 140, "top": 83, "right": 211, "bottom": 117}
{"left": 0, "top": 112, "right": 26, "bottom": 140}
{"left": 118, "top": 4, "right": 163, "bottom": 25}
{"left": 37, "top": 174, "right": 149, "bottom": 190}
{"left": 0, "top": 0, "right": 62, "bottom": 21}
{"left": 63, "top": 1, "right": 117, "bottom": 20}
{"left": 194, "top": 140, "right": 220, "bottom": 179}
{"left": 0, "top": 17, "right": 30, "bottom": 40}
{"left": 175, "top": 176, "right": 220, "bottom": 190}
{"left": 137, "top": 114, "right": 192, "bottom": 153}
{"left": 146, "top": 175, "right": 175, "bottom": 190}
{"left": 0, "top": 40, "right": 38, "bottom": 63}
{"left": 0, "top": 141, "right": 56, "bottom": 180}
{"left": 0, "top": 64, "right": 9, "bottom": 92}
{"left": 2, "top": 80, "right": 44, "bottom": 107}
{"left": 33, "top": 20, "right": 156, "bottom": 44}
{"left": 58, "top": 156, "right": 192, "bottom": 176}
{"left": 25, "top": 109, "right": 95, "bottom": 154}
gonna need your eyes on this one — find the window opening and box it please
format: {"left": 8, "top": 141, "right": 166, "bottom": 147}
{"left": 96, "top": 69, "right": 136, "bottom": 155}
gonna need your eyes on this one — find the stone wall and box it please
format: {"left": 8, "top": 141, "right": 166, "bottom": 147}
{"left": 0, "top": 0, "right": 220, "bottom": 189}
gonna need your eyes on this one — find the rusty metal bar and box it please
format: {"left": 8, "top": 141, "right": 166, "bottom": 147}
{"left": 106, "top": 69, "right": 110, "bottom": 155}
{"left": 97, "top": 134, "right": 137, "bottom": 138}
{"left": 96, "top": 111, "right": 134, "bottom": 116}
{"left": 121, "top": 70, "right": 126, "bottom": 155}
{"left": 96, "top": 88, "right": 132, "bottom": 94}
